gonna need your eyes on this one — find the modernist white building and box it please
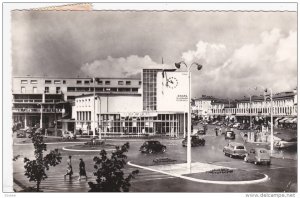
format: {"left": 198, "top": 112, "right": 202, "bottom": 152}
{"left": 72, "top": 69, "right": 191, "bottom": 137}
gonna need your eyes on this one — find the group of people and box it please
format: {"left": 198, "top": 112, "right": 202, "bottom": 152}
{"left": 64, "top": 156, "right": 87, "bottom": 181}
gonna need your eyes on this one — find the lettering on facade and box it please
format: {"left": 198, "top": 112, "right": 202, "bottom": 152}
{"left": 120, "top": 112, "right": 158, "bottom": 117}
{"left": 176, "top": 94, "right": 188, "bottom": 102}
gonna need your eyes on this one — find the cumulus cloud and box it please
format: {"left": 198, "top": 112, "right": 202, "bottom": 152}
{"left": 80, "top": 55, "right": 165, "bottom": 78}
{"left": 184, "top": 29, "right": 297, "bottom": 98}
{"left": 79, "top": 28, "right": 296, "bottom": 99}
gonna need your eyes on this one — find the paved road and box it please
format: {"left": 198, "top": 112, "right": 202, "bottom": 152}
{"left": 13, "top": 124, "right": 297, "bottom": 192}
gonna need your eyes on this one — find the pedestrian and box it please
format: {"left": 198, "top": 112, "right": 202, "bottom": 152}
{"left": 219, "top": 127, "right": 222, "bottom": 135}
{"left": 64, "top": 155, "right": 73, "bottom": 180}
{"left": 215, "top": 127, "right": 218, "bottom": 136}
{"left": 78, "top": 158, "right": 87, "bottom": 181}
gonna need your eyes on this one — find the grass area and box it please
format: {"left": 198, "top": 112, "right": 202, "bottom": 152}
{"left": 184, "top": 169, "right": 265, "bottom": 181}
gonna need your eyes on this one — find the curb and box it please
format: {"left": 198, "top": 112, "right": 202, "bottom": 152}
{"left": 127, "top": 161, "right": 269, "bottom": 185}
{"left": 62, "top": 146, "right": 115, "bottom": 152}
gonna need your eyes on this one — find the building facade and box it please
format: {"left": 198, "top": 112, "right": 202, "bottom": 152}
{"left": 72, "top": 69, "right": 190, "bottom": 137}
{"left": 12, "top": 76, "right": 141, "bottom": 129}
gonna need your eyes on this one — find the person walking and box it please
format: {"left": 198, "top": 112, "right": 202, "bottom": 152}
{"left": 64, "top": 155, "right": 73, "bottom": 180}
{"left": 78, "top": 158, "right": 87, "bottom": 181}
{"left": 215, "top": 127, "right": 218, "bottom": 136}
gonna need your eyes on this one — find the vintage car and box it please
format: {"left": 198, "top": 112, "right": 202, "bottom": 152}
{"left": 225, "top": 131, "right": 236, "bottom": 140}
{"left": 139, "top": 141, "right": 166, "bottom": 153}
{"left": 16, "top": 130, "right": 26, "bottom": 138}
{"left": 274, "top": 139, "right": 297, "bottom": 149}
{"left": 244, "top": 148, "right": 271, "bottom": 165}
{"left": 196, "top": 128, "right": 206, "bottom": 135}
{"left": 223, "top": 142, "right": 247, "bottom": 158}
{"left": 62, "top": 131, "right": 76, "bottom": 139}
{"left": 182, "top": 135, "right": 205, "bottom": 147}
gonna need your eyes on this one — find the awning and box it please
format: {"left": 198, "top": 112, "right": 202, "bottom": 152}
{"left": 275, "top": 117, "right": 283, "bottom": 122}
{"left": 285, "top": 118, "right": 294, "bottom": 123}
{"left": 279, "top": 118, "right": 289, "bottom": 123}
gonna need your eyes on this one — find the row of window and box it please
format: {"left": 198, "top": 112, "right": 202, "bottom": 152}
{"left": 76, "top": 80, "right": 142, "bottom": 85}
{"left": 20, "top": 87, "right": 61, "bottom": 94}
{"left": 67, "top": 87, "right": 138, "bottom": 92}
{"left": 20, "top": 79, "right": 142, "bottom": 86}
{"left": 21, "top": 80, "right": 66, "bottom": 84}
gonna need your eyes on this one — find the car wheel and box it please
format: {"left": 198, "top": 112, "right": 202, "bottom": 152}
{"left": 267, "top": 161, "right": 271, "bottom": 166}
{"left": 244, "top": 156, "right": 248, "bottom": 162}
{"left": 162, "top": 147, "right": 166, "bottom": 153}
{"left": 148, "top": 149, "right": 153, "bottom": 154}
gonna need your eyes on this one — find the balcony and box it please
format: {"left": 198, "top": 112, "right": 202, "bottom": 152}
{"left": 12, "top": 108, "right": 63, "bottom": 113}
{"left": 13, "top": 99, "right": 64, "bottom": 104}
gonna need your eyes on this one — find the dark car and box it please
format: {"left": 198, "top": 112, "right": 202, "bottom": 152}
{"left": 16, "top": 130, "right": 26, "bottom": 138}
{"left": 182, "top": 136, "right": 205, "bottom": 147}
{"left": 140, "top": 141, "right": 166, "bottom": 153}
{"left": 225, "top": 131, "right": 236, "bottom": 140}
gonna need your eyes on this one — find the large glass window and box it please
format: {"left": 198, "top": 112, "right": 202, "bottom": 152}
{"left": 142, "top": 69, "right": 160, "bottom": 111}
{"left": 31, "top": 80, "right": 38, "bottom": 84}
{"left": 21, "top": 80, "right": 28, "bottom": 84}
{"left": 118, "top": 81, "right": 124, "bottom": 85}
{"left": 45, "top": 80, "right": 51, "bottom": 84}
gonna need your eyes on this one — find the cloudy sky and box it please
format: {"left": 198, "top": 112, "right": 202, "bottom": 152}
{"left": 12, "top": 11, "right": 297, "bottom": 98}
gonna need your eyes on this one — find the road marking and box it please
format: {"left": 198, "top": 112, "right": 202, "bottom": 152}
{"left": 128, "top": 161, "right": 269, "bottom": 185}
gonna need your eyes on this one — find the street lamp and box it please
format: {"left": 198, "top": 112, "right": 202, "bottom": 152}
{"left": 91, "top": 77, "right": 100, "bottom": 138}
{"left": 175, "top": 61, "right": 203, "bottom": 172}
{"left": 254, "top": 86, "right": 273, "bottom": 154}
{"left": 96, "top": 96, "right": 102, "bottom": 140}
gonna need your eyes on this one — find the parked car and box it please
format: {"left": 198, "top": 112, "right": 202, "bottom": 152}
{"left": 225, "top": 131, "right": 236, "bottom": 140}
{"left": 62, "top": 131, "right": 76, "bottom": 139}
{"left": 244, "top": 148, "right": 271, "bottom": 165}
{"left": 274, "top": 139, "right": 297, "bottom": 149}
{"left": 196, "top": 128, "right": 206, "bottom": 135}
{"left": 140, "top": 141, "right": 166, "bottom": 153}
{"left": 223, "top": 142, "right": 247, "bottom": 158}
{"left": 182, "top": 135, "right": 205, "bottom": 147}
{"left": 16, "top": 130, "right": 26, "bottom": 138}
{"left": 233, "top": 123, "right": 240, "bottom": 128}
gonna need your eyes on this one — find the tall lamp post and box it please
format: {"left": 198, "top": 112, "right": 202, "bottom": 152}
{"left": 91, "top": 77, "right": 100, "bottom": 137}
{"left": 255, "top": 86, "right": 273, "bottom": 154}
{"left": 96, "top": 96, "right": 102, "bottom": 140}
{"left": 175, "top": 61, "right": 203, "bottom": 172}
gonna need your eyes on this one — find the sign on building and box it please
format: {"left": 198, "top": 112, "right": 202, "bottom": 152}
{"left": 156, "top": 71, "right": 189, "bottom": 112}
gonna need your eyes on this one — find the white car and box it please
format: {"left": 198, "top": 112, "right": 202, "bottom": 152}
{"left": 274, "top": 140, "right": 297, "bottom": 149}
{"left": 62, "top": 131, "right": 75, "bottom": 139}
{"left": 232, "top": 123, "right": 240, "bottom": 128}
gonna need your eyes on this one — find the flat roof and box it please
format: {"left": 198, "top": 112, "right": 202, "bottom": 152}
{"left": 75, "top": 93, "right": 142, "bottom": 98}
{"left": 12, "top": 76, "right": 140, "bottom": 80}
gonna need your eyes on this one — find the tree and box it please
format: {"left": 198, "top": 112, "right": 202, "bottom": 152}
{"left": 88, "top": 142, "right": 139, "bottom": 192}
{"left": 23, "top": 132, "right": 62, "bottom": 192}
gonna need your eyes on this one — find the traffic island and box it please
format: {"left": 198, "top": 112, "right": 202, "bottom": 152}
{"left": 184, "top": 168, "right": 266, "bottom": 182}
{"left": 128, "top": 162, "right": 269, "bottom": 185}
{"left": 63, "top": 140, "right": 116, "bottom": 152}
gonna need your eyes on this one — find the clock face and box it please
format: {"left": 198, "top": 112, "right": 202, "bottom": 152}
{"left": 166, "top": 77, "right": 178, "bottom": 89}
